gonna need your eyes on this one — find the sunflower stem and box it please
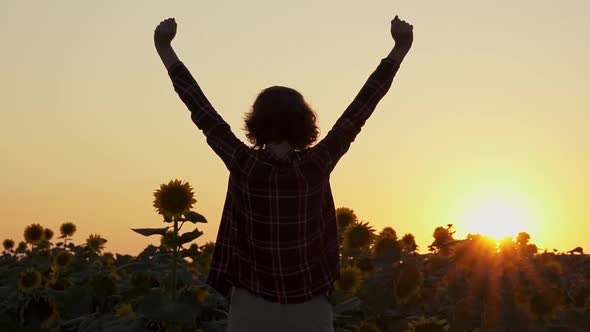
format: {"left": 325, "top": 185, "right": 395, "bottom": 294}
{"left": 172, "top": 216, "right": 179, "bottom": 301}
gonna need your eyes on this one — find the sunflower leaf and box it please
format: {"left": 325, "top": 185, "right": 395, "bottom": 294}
{"left": 178, "top": 228, "right": 203, "bottom": 245}
{"left": 131, "top": 227, "right": 169, "bottom": 237}
{"left": 184, "top": 211, "right": 208, "bottom": 223}
{"left": 138, "top": 292, "right": 202, "bottom": 324}
{"left": 333, "top": 296, "right": 362, "bottom": 315}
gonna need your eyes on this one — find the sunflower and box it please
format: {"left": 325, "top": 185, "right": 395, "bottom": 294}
{"left": 179, "top": 286, "right": 209, "bottom": 304}
{"left": 53, "top": 250, "right": 72, "bottom": 268}
{"left": 21, "top": 294, "right": 60, "bottom": 329}
{"left": 44, "top": 228, "right": 54, "bottom": 241}
{"left": 336, "top": 207, "right": 358, "bottom": 229}
{"left": 544, "top": 259, "right": 563, "bottom": 275}
{"left": 46, "top": 271, "right": 72, "bottom": 291}
{"left": 86, "top": 234, "right": 107, "bottom": 253}
{"left": 114, "top": 303, "right": 136, "bottom": 319}
{"left": 59, "top": 222, "right": 77, "bottom": 237}
{"left": 406, "top": 317, "right": 450, "bottom": 332}
{"left": 449, "top": 241, "right": 470, "bottom": 268}
{"left": 3, "top": 239, "right": 15, "bottom": 251}
{"left": 335, "top": 265, "right": 363, "bottom": 293}
{"left": 374, "top": 236, "right": 402, "bottom": 262}
{"left": 103, "top": 252, "right": 116, "bottom": 266}
{"left": 395, "top": 264, "right": 423, "bottom": 305}
{"left": 526, "top": 287, "right": 561, "bottom": 321}
{"left": 17, "top": 268, "right": 43, "bottom": 293}
{"left": 378, "top": 227, "right": 398, "bottom": 240}
{"left": 24, "top": 223, "right": 45, "bottom": 245}
{"left": 17, "top": 241, "right": 27, "bottom": 251}
{"left": 153, "top": 179, "right": 197, "bottom": 219}
{"left": 342, "top": 221, "right": 375, "bottom": 251}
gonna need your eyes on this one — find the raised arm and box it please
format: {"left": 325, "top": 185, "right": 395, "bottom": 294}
{"left": 309, "top": 15, "right": 413, "bottom": 173}
{"left": 154, "top": 18, "right": 249, "bottom": 172}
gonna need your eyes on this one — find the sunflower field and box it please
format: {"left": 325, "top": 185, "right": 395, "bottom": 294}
{"left": 1, "top": 181, "right": 590, "bottom": 331}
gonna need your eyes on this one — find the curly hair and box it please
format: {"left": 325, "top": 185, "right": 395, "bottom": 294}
{"left": 244, "top": 86, "right": 319, "bottom": 150}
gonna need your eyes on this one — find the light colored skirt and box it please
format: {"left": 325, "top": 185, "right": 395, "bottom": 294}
{"left": 227, "top": 287, "right": 334, "bottom": 332}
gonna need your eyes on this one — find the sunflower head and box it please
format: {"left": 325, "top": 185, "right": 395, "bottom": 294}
{"left": 53, "top": 250, "right": 72, "bottom": 268}
{"left": 17, "top": 241, "right": 28, "bottom": 251}
{"left": 544, "top": 259, "right": 563, "bottom": 275}
{"left": 343, "top": 221, "right": 375, "bottom": 251}
{"left": 378, "top": 227, "right": 398, "bottom": 240}
{"left": 86, "top": 234, "right": 107, "bottom": 253}
{"left": 114, "top": 303, "right": 136, "bottom": 319}
{"left": 44, "top": 228, "right": 54, "bottom": 242}
{"left": 406, "top": 316, "right": 450, "bottom": 332}
{"left": 17, "top": 268, "right": 43, "bottom": 293}
{"left": 60, "top": 222, "right": 77, "bottom": 237}
{"left": 374, "top": 236, "right": 402, "bottom": 262}
{"left": 3, "top": 239, "right": 15, "bottom": 251}
{"left": 24, "top": 223, "right": 45, "bottom": 245}
{"left": 153, "top": 179, "right": 197, "bottom": 219}
{"left": 336, "top": 207, "right": 358, "bottom": 229}
{"left": 335, "top": 265, "right": 363, "bottom": 293}
{"left": 21, "top": 293, "right": 60, "bottom": 329}
{"left": 395, "top": 263, "right": 423, "bottom": 305}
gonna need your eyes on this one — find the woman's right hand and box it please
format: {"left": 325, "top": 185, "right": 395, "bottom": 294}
{"left": 391, "top": 15, "right": 413, "bottom": 50}
{"left": 154, "top": 18, "right": 177, "bottom": 49}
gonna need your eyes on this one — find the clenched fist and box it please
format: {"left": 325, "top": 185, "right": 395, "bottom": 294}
{"left": 154, "top": 18, "right": 177, "bottom": 49}
{"left": 391, "top": 15, "right": 413, "bottom": 50}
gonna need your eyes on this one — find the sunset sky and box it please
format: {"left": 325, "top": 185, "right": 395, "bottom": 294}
{"left": 1, "top": 1, "right": 589, "bottom": 255}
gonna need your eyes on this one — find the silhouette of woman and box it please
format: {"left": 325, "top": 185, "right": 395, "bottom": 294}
{"left": 154, "top": 15, "right": 413, "bottom": 332}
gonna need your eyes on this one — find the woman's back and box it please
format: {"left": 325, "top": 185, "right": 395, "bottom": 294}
{"left": 221, "top": 146, "right": 340, "bottom": 303}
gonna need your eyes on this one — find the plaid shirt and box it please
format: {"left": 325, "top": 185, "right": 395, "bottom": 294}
{"left": 168, "top": 58, "right": 400, "bottom": 304}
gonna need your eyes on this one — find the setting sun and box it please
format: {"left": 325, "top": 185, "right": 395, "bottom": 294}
{"left": 463, "top": 197, "right": 532, "bottom": 241}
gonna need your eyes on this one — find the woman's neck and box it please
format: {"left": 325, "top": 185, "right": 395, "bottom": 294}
{"left": 266, "top": 142, "right": 293, "bottom": 159}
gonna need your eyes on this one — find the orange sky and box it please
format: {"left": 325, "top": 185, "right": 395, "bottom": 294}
{"left": 1, "top": 1, "right": 589, "bottom": 254}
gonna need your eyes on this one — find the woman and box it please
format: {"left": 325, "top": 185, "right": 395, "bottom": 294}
{"left": 154, "top": 15, "right": 413, "bottom": 332}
